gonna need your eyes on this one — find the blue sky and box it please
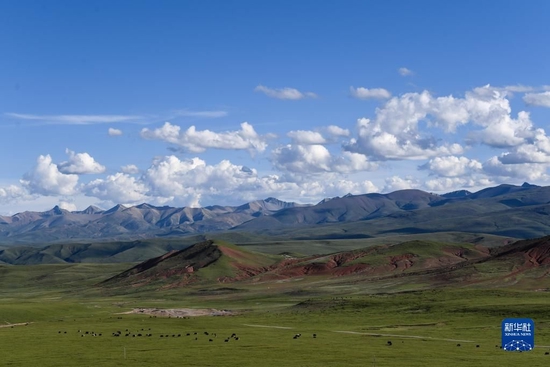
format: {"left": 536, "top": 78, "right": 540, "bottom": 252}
{"left": 1, "top": 0, "right": 550, "bottom": 214}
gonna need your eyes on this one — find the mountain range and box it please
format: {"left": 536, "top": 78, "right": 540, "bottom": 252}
{"left": 1, "top": 182, "right": 550, "bottom": 246}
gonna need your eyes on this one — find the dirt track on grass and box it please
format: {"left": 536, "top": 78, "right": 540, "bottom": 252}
{"left": 118, "top": 308, "right": 235, "bottom": 317}
{"left": 242, "top": 324, "right": 294, "bottom": 329}
{"left": 0, "top": 322, "right": 30, "bottom": 328}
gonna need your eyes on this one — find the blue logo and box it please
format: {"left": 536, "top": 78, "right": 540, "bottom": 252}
{"left": 501, "top": 318, "right": 535, "bottom": 352}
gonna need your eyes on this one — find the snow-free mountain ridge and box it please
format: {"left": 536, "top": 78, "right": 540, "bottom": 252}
{"left": 0, "top": 183, "right": 549, "bottom": 245}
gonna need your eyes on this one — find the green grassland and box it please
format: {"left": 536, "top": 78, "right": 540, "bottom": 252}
{"left": 1, "top": 236, "right": 550, "bottom": 367}
{"left": 1, "top": 287, "right": 550, "bottom": 367}
{"left": 235, "top": 232, "right": 514, "bottom": 256}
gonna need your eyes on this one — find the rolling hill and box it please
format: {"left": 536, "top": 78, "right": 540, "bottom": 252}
{"left": 100, "top": 240, "right": 282, "bottom": 289}
{"left": 100, "top": 235, "right": 550, "bottom": 292}
{"left": 0, "top": 236, "right": 207, "bottom": 265}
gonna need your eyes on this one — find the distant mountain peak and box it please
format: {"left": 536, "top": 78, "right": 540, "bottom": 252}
{"left": 45, "top": 205, "right": 67, "bottom": 216}
{"left": 80, "top": 205, "right": 103, "bottom": 214}
{"left": 135, "top": 203, "right": 157, "bottom": 210}
{"left": 104, "top": 204, "right": 128, "bottom": 214}
{"left": 522, "top": 182, "right": 539, "bottom": 188}
{"left": 317, "top": 197, "right": 338, "bottom": 205}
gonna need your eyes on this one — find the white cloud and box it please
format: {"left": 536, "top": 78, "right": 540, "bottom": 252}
{"left": 398, "top": 67, "right": 413, "bottom": 76}
{"left": 142, "top": 156, "right": 208, "bottom": 202}
{"left": 346, "top": 116, "right": 464, "bottom": 161}
{"left": 344, "top": 85, "right": 544, "bottom": 161}
{"left": 108, "top": 128, "right": 123, "bottom": 136}
{"left": 57, "top": 149, "right": 106, "bottom": 175}
{"left": 78, "top": 155, "right": 380, "bottom": 208}
{"left": 272, "top": 144, "right": 332, "bottom": 173}
{"left": 332, "top": 151, "right": 379, "bottom": 173}
{"left": 501, "top": 85, "right": 535, "bottom": 93}
{"left": 287, "top": 130, "right": 326, "bottom": 145}
{"left": 489, "top": 128, "right": 550, "bottom": 166}
{"left": 58, "top": 200, "right": 77, "bottom": 211}
{"left": 20, "top": 155, "right": 79, "bottom": 196}
{"left": 523, "top": 92, "right": 550, "bottom": 107}
{"left": 325, "top": 125, "right": 350, "bottom": 137}
{"left": 140, "top": 122, "right": 269, "bottom": 154}
{"left": 254, "top": 85, "right": 317, "bottom": 100}
{"left": 467, "top": 123, "right": 529, "bottom": 149}
{"left": 9, "top": 83, "right": 550, "bottom": 212}
{"left": 420, "top": 156, "right": 482, "bottom": 177}
{"left": 465, "top": 86, "right": 535, "bottom": 148}
{"left": 423, "top": 177, "right": 493, "bottom": 192}
{"left": 85, "top": 172, "right": 148, "bottom": 204}
{"left": 0, "top": 185, "right": 29, "bottom": 204}
{"left": 383, "top": 176, "right": 421, "bottom": 192}
{"left": 5, "top": 109, "right": 229, "bottom": 127}
{"left": 483, "top": 156, "right": 550, "bottom": 181}
{"left": 272, "top": 144, "right": 377, "bottom": 174}
{"left": 5, "top": 113, "right": 143, "bottom": 125}
{"left": 498, "top": 146, "right": 550, "bottom": 165}
{"left": 140, "top": 156, "right": 306, "bottom": 206}
{"left": 121, "top": 164, "right": 140, "bottom": 174}
{"left": 350, "top": 86, "right": 391, "bottom": 100}
{"left": 344, "top": 91, "right": 452, "bottom": 160}
{"left": 318, "top": 179, "right": 379, "bottom": 197}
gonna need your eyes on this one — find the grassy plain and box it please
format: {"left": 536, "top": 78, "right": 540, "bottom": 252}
{"left": 1, "top": 260, "right": 550, "bottom": 366}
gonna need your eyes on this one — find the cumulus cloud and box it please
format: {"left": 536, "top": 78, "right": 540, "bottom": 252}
{"left": 498, "top": 136, "right": 550, "bottom": 165}
{"left": 136, "top": 156, "right": 305, "bottom": 206}
{"left": 5, "top": 113, "right": 142, "bottom": 125}
{"left": 57, "top": 149, "right": 106, "bottom": 175}
{"left": 77, "top": 154, "right": 380, "bottom": 207}
{"left": 383, "top": 176, "right": 421, "bottom": 192}
{"left": 461, "top": 85, "right": 542, "bottom": 148}
{"left": 398, "top": 67, "right": 413, "bottom": 76}
{"left": 58, "top": 200, "right": 77, "bottom": 211}
{"left": 287, "top": 130, "right": 326, "bottom": 145}
{"left": 420, "top": 156, "right": 482, "bottom": 177}
{"left": 523, "top": 91, "right": 550, "bottom": 107}
{"left": 142, "top": 156, "right": 208, "bottom": 202}
{"left": 108, "top": 128, "right": 123, "bottom": 136}
{"left": 85, "top": 173, "right": 148, "bottom": 204}
{"left": 272, "top": 145, "right": 332, "bottom": 173}
{"left": 424, "top": 177, "right": 493, "bottom": 192}
{"left": 20, "top": 155, "right": 79, "bottom": 196}
{"left": 332, "top": 152, "right": 379, "bottom": 173}
{"left": 0, "top": 185, "right": 29, "bottom": 204}
{"left": 346, "top": 115, "right": 463, "bottom": 161}
{"left": 350, "top": 86, "right": 391, "bottom": 100}
{"left": 317, "top": 179, "right": 379, "bottom": 197}
{"left": 483, "top": 156, "right": 550, "bottom": 181}
{"left": 325, "top": 125, "right": 350, "bottom": 138}
{"left": 272, "top": 144, "right": 377, "bottom": 174}
{"left": 140, "top": 122, "right": 269, "bottom": 154}
{"left": 344, "top": 85, "right": 546, "bottom": 161}
{"left": 254, "top": 85, "right": 317, "bottom": 100}
{"left": 9, "top": 82, "right": 550, "bottom": 211}
{"left": 121, "top": 164, "right": 140, "bottom": 174}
